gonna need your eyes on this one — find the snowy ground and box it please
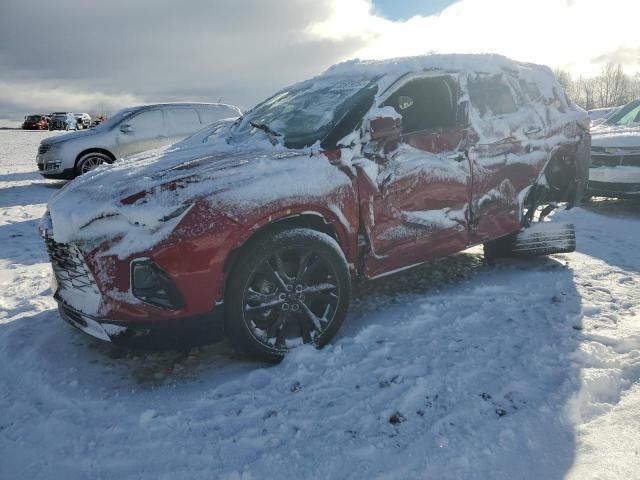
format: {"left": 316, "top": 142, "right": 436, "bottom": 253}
{"left": 1, "top": 130, "right": 639, "bottom": 479}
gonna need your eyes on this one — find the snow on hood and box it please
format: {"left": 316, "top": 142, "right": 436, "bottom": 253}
{"left": 46, "top": 136, "right": 350, "bottom": 258}
{"left": 591, "top": 123, "right": 640, "bottom": 149}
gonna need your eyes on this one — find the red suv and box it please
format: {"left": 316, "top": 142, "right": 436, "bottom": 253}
{"left": 42, "top": 54, "right": 590, "bottom": 361}
{"left": 22, "top": 114, "right": 49, "bottom": 130}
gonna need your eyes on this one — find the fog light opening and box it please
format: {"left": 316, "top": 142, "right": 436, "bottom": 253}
{"left": 131, "top": 259, "right": 185, "bottom": 310}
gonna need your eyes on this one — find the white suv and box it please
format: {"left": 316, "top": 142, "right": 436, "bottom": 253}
{"left": 74, "top": 113, "right": 92, "bottom": 129}
{"left": 37, "top": 102, "right": 242, "bottom": 179}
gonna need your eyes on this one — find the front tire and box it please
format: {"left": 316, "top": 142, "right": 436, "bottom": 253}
{"left": 75, "top": 152, "right": 111, "bottom": 176}
{"left": 225, "top": 228, "right": 351, "bottom": 362}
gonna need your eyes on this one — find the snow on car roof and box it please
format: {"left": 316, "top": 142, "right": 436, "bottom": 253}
{"left": 322, "top": 53, "right": 536, "bottom": 78}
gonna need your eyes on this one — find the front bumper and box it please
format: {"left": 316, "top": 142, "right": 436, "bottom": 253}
{"left": 37, "top": 150, "right": 74, "bottom": 179}
{"left": 40, "top": 168, "right": 75, "bottom": 180}
{"left": 587, "top": 165, "right": 640, "bottom": 198}
{"left": 58, "top": 301, "right": 226, "bottom": 348}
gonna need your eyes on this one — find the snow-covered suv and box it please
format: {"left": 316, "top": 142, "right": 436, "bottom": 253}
{"left": 42, "top": 54, "right": 590, "bottom": 361}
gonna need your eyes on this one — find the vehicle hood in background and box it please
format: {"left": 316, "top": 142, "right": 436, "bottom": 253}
{"left": 591, "top": 124, "right": 640, "bottom": 149}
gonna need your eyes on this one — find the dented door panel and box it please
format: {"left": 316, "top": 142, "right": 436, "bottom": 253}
{"left": 359, "top": 131, "right": 471, "bottom": 278}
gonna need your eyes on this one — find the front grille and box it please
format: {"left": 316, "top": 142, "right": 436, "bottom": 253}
{"left": 38, "top": 144, "right": 52, "bottom": 155}
{"left": 44, "top": 236, "right": 98, "bottom": 294}
{"left": 591, "top": 154, "right": 640, "bottom": 167}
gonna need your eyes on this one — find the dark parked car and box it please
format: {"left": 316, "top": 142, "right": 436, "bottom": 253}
{"left": 42, "top": 54, "right": 589, "bottom": 361}
{"left": 22, "top": 114, "right": 49, "bottom": 130}
{"left": 48, "top": 113, "right": 78, "bottom": 131}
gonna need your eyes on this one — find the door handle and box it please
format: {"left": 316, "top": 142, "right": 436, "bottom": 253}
{"left": 447, "top": 152, "right": 467, "bottom": 162}
{"left": 524, "top": 126, "right": 542, "bottom": 135}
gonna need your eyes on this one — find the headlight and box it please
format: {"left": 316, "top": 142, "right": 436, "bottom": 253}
{"left": 131, "top": 259, "right": 185, "bottom": 310}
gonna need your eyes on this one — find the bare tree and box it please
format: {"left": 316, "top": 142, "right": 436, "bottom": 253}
{"left": 554, "top": 63, "right": 640, "bottom": 110}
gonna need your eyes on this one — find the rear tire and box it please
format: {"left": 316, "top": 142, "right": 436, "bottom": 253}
{"left": 225, "top": 228, "right": 351, "bottom": 363}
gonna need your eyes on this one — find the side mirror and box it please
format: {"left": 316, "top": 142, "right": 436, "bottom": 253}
{"left": 120, "top": 124, "right": 134, "bottom": 134}
{"left": 368, "top": 115, "right": 402, "bottom": 142}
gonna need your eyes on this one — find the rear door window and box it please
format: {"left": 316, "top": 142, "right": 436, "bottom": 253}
{"left": 165, "top": 108, "right": 201, "bottom": 135}
{"left": 468, "top": 75, "right": 517, "bottom": 117}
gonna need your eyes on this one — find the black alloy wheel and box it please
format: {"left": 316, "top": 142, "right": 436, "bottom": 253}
{"left": 225, "top": 228, "right": 351, "bottom": 362}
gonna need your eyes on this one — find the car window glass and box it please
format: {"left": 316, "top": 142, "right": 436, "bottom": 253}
{"left": 165, "top": 108, "right": 200, "bottom": 130}
{"left": 198, "top": 107, "right": 236, "bottom": 125}
{"left": 616, "top": 104, "right": 640, "bottom": 125}
{"left": 127, "top": 110, "right": 164, "bottom": 132}
{"left": 382, "top": 76, "right": 456, "bottom": 134}
{"left": 468, "top": 75, "right": 517, "bottom": 116}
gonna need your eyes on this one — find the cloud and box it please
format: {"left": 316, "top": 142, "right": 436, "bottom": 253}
{"left": 0, "top": 0, "right": 362, "bottom": 118}
{"left": 316, "top": 0, "right": 640, "bottom": 76}
{"left": 592, "top": 47, "right": 640, "bottom": 68}
{"left": 0, "top": 81, "right": 143, "bottom": 116}
{"left": 1, "top": 0, "right": 639, "bottom": 119}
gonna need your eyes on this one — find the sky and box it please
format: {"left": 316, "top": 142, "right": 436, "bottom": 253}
{"left": 0, "top": 0, "right": 639, "bottom": 120}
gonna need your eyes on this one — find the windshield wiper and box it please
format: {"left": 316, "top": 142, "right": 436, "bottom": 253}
{"left": 249, "top": 121, "right": 282, "bottom": 145}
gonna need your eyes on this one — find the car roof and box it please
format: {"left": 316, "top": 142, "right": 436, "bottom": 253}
{"left": 322, "top": 53, "right": 547, "bottom": 79}
{"left": 124, "top": 102, "right": 242, "bottom": 114}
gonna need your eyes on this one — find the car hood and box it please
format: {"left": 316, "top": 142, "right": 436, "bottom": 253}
{"left": 591, "top": 123, "right": 640, "bottom": 149}
{"left": 46, "top": 143, "right": 351, "bottom": 258}
{"left": 42, "top": 128, "right": 95, "bottom": 144}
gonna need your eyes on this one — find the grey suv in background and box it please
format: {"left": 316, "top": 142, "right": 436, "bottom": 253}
{"left": 36, "top": 103, "right": 242, "bottom": 179}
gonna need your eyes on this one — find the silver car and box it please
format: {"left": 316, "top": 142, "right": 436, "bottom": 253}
{"left": 36, "top": 102, "right": 242, "bottom": 179}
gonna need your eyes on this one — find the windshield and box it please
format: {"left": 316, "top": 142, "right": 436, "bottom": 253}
{"left": 605, "top": 99, "right": 640, "bottom": 126}
{"left": 232, "top": 77, "right": 378, "bottom": 149}
{"left": 51, "top": 115, "right": 67, "bottom": 120}
{"left": 26, "top": 116, "right": 42, "bottom": 121}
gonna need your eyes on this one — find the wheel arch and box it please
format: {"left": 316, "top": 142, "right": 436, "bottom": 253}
{"left": 223, "top": 210, "right": 355, "bottom": 281}
{"left": 74, "top": 148, "right": 116, "bottom": 171}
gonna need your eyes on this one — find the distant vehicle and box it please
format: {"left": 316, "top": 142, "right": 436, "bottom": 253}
{"left": 74, "top": 113, "right": 92, "bottom": 129}
{"left": 36, "top": 103, "right": 242, "bottom": 178}
{"left": 588, "top": 98, "right": 640, "bottom": 198}
{"left": 588, "top": 106, "right": 621, "bottom": 127}
{"left": 41, "top": 54, "right": 590, "bottom": 361}
{"left": 22, "top": 114, "right": 49, "bottom": 130}
{"left": 48, "top": 113, "right": 78, "bottom": 131}
{"left": 89, "top": 115, "right": 106, "bottom": 128}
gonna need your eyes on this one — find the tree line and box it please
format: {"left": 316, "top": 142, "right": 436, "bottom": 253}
{"left": 554, "top": 63, "right": 640, "bottom": 111}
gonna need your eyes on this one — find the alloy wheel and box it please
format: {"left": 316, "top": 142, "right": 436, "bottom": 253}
{"left": 80, "top": 156, "right": 104, "bottom": 174}
{"left": 242, "top": 247, "right": 340, "bottom": 351}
